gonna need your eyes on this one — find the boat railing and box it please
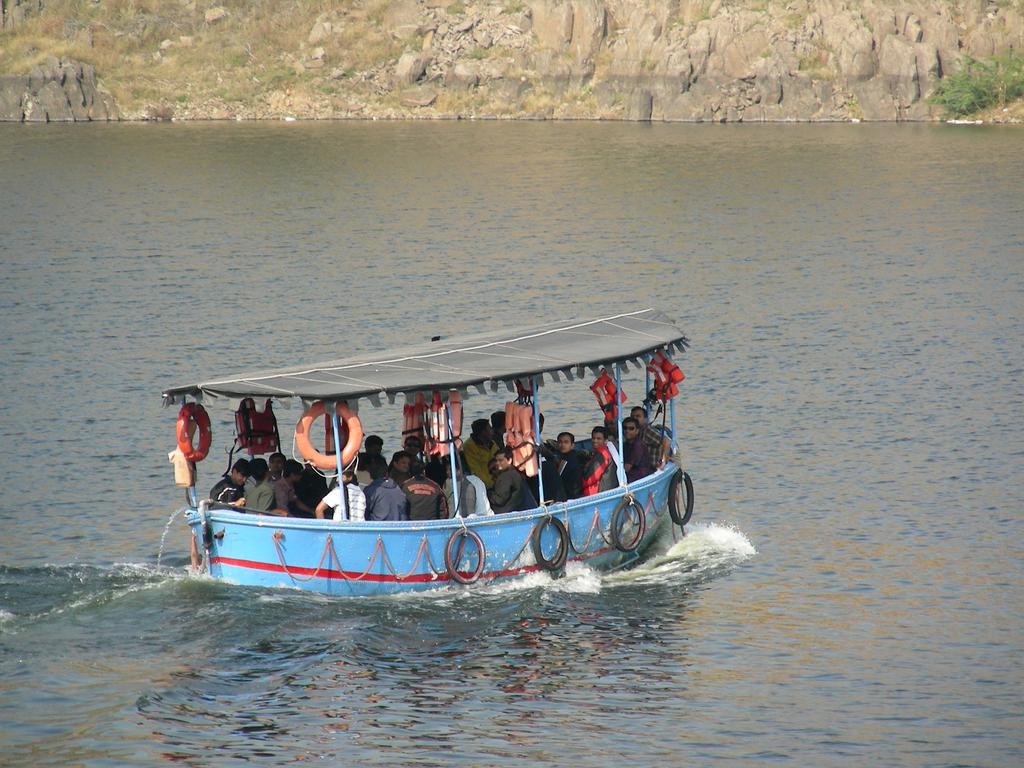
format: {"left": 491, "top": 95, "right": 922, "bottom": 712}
{"left": 190, "top": 463, "right": 673, "bottom": 532}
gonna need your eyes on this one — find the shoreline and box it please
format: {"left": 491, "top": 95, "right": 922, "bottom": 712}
{"left": 7, "top": 114, "right": 1021, "bottom": 124}
{"left": 4, "top": 1, "right": 1023, "bottom": 128}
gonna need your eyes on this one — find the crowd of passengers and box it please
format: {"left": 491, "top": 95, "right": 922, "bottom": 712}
{"left": 208, "top": 406, "right": 671, "bottom": 523}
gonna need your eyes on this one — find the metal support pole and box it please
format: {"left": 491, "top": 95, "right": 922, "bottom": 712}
{"left": 445, "top": 401, "right": 460, "bottom": 517}
{"left": 330, "top": 403, "right": 349, "bottom": 520}
{"left": 670, "top": 391, "right": 678, "bottom": 457}
{"left": 530, "top": 375, "right": 544, "bottom": 503}
{"left": 186, "top": 398, "right": 199, "bottom": 508}
{"left": 644, "top": 354, "right": 651, "bottom": 419}
{"left": 614, "top": 362, "right": 626, "bottom": 487}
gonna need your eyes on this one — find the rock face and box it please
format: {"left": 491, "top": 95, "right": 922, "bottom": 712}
{"left": 0, "top": 57, "right": 119, "bottom": 122}
{"left": 574, "top": 0, "right": 1023, "bottom": 121}
{"left": 375, "top": 0, "right": 1024, "bottom": 121}
{"left": 3, "top": 0, "right": 1022, "bottom": 121}
{"left": 1, "top": 0, "right": 43, "bottom": 30}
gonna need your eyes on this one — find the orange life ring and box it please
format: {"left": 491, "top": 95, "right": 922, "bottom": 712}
{"left": 295, "top": 401, "right": 363, "bottom": 470}
{"left": 176, "top": 403, "right": 212, "bottom": 463}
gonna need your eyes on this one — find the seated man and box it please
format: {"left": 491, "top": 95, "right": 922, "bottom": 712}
{"left": 274, "top": 459, "right": 316, "bottom": 518}
{"left": 389, "top": 450, "right": 413, "bottom": 484}
{"left": 295, "top": 461, "right": 328, "bottom": 515}
{"left": 622, "top": 417, "right": 655, "bottom": 482}
{"left": 246, "top": 458, "right": 277, "bottom": 513}
{"left": 401, "top": 460, "right": 448, "bottom": 521}
{"left": 315, "top": 469, "right": 366, "bottom": 522}
{"left": 529, "top": 413, "right": 566, "bottom": 503}
{"left": 358, "top": 435, "right": 385, "bottom": 469}
{"left": 268, "top": 452, "right": 286, "bottom": 482}
{"left": 490, "top": 410, "right": 506, "bottom": 450}
{"left": 403, "top": 433, "right": 447, "bottom": 487}
{"left": 555, "top": 431, "right": 583, "bottom": 499}
{"left": 463, "top": 418, "right": 499, "bottom": 488}
{"left": 363, "top": 461, "right": 409, "bottom": 522}
{"left": 603, "top": 429, "right": 625, "bottom": 491}
{"left": 581, "top": 427, "right": 616, "bottom": 497}
{"left": 356, "top": 434, "right": 384, "bottom": 486}
{"left": 209, "top": 459, "right": 250, "bottom": 506}
{"left": 631, "top": 405, "right": 671, "bottom": 469}
{"left": 488, "top": 448, "right": 538, "bottom": 514}
{"left": 403, "top": 434, "right": 426, "bottom": 463}
{"left": 444, "top": 462, "right": 493, "bottom": 518}
{"left": 361, "top": 454, "right": 389, "bottom": 488}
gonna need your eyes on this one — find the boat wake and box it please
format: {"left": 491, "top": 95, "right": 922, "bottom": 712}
{"left": 389, "top": 520, "right": 756, "bottom": 601}
{"left": 0, "top": 524, "right": 755, "bottom": 626}
{"left": 603, "top": 521, "right": 757, "bottom": 588}
{"left": 0, "top": 562, "right": 187, "bottom": 633}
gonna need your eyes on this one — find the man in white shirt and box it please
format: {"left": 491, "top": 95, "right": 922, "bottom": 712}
{"left": 314, "top": 470, "right": 367, "bottom": 522}
{"left": 605, "top": 437, "right": 627, "bottom": 488}
{"left": 444, "top": 463, "right": 493, "bottom": 517}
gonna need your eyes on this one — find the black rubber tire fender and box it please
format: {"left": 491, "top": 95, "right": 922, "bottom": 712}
{"left": 444, "top": 528, "right": 486, "bottom": 585}
{"left": 668, "top": 469, "right": 694, "bottom": 527}
{"left": 532, "top": 517, "right": 569, "bottom": 572}
{"left": 611, "top": 496, "right": 646, "bottom": 552}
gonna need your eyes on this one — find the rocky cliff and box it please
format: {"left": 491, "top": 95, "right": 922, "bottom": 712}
{"left": 1, "top": 0, "right": 1022, "bottom": 121}
{"left": 0, "top": 55, "right": 118, "bottom": 121}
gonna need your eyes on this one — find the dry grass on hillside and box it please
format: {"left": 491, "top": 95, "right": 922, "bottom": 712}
{"left": 0, "top": 0, "right": 401, "bottom": 116}
{"left": 3, "top": 0, "right": 1023, "bottom": 120}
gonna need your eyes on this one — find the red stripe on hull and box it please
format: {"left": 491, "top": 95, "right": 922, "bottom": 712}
{"left": 210, "top": 546, "right": 614, "bottom": 584}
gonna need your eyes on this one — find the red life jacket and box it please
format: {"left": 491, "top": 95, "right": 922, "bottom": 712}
{"left": 503, "top": 401, "right": 538, "bottom": 477}
{"left": 234, "top": 398, "right": 280, "bottom": 456}
{"left": 402, "top": 392, "right": 427, "bottom": 448}
{"left": 514, "top": 378, "right": 533, "bottom": 403}
{"left": 425, "top": 390, "right": 464, "bottom": 456}
{"left": 590, "top": 369, "right": 626, "bottom": 425}
{"left": 581, "top": 443, "right": 611, "bottom": 496}
{"left": 646, "top": 350, "right": 685, "bottom": 401}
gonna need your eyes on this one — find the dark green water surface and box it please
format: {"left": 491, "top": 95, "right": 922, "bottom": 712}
{"left": 0, "top": 122, "right": 1022, "bottom": 766}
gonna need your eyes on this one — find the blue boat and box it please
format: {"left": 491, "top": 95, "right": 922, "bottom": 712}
{"left": 163, "top": 309, "right": 694, "bottom": 596}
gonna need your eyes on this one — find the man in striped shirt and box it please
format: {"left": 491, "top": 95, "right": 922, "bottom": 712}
{"left": 314, "top": 469, "right": 367, "bottom": 522}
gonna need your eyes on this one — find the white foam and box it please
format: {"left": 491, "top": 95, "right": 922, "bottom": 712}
{"left": 112, "top": 561, "right": 189, "bottom": 582}
{"left": 204, "top": 522, "right": 756, "bottom": 601}
{"left": 665, "top": 521, "right": 757, "bottom": 559}
{"left": 549, "top": 561, "right": 603, "bottom": 594}
{"left": 388, "top": 522, "right": 755, "bottom": 599}
{"left": 480, "top": 561, "right": 603, "bottom": 596}
{"left": 604, "top": 522, "right": 756, "bottom": 586}
{"left": 3, "top": 563, "right": 193, "bottom": 632}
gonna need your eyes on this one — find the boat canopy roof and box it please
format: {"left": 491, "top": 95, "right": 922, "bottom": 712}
{"left": 162, "top": 308, "right": 688, "bottom": 406}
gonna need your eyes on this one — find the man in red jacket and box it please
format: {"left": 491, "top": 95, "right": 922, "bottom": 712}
{"left": 581, "top": 427, "right": 614, "bottom": 496}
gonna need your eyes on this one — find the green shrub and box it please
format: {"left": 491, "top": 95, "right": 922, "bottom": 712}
{"left": 930, "top": 52, "right": 1024, "bottom": 116}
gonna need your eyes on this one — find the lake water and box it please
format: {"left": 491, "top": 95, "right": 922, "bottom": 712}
{"left": 1, "top": 122, "right": 1022, "bottom": 766}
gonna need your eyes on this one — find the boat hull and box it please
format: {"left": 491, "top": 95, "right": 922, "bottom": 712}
{"left": 186, "top": 466, "right": 682, "bottom": 596}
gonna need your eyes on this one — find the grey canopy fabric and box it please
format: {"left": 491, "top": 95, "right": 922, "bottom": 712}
{"left": 162, "top": 308, "right": 688, "bottom": 405}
